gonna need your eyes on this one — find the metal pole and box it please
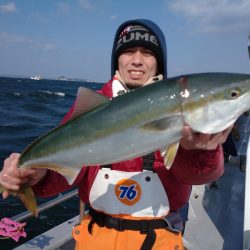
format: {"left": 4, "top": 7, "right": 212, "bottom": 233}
{"left": 79, "top": 200, "right": 85, "bottom": 223}
{"left": 243, "top": 138, "right": 250, "bottom": 249}
{"left": 11, "top": 189, "right": 78, "bottom": 222}
{"left": 248, "top": 33, "right": 250, "bottom": 59}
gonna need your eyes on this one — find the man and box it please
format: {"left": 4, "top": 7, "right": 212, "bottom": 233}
{"left": 0, "top": 19, "right": 231, "bottom": 250}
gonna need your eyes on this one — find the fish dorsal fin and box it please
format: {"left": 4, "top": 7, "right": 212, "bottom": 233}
{"left": 69, "top": 87, "right": 109, "bottom": 121}
{"left": 161, "top": 142, "right": 180, "bottom": 169}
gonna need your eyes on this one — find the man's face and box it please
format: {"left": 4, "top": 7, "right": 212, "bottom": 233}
{"left": 118, "top": 46, "right": 158, "bottom": 89}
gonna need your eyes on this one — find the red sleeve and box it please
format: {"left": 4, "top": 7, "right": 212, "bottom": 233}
{"left": 170, "top": 145, "right": 224, "bottom": 185}
{"left": 154, "top": 145, "right": 224, "bottom": 210}
{"left": 32, "top": 170, "right": 71, "bottom": 197}
{"left": 32, "top": 166, "right": 92, "bottom": 198}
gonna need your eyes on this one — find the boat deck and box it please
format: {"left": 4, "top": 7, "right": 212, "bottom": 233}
{"left": 14, "top": 156, "right": 246, "bottom": 250}
{"left": 185, "top": 156, "right": 245, "bottom": 250}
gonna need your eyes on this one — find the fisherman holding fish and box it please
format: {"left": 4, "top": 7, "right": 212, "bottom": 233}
{"left": 0, "top": 19, "right": 233, "bottom": 250}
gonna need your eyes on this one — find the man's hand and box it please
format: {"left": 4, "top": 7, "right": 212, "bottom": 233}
{"left": 0, "top": 153, "right": 47, "bottom": 199}
{"left": 180, "top": 125, "right": 233, "bottom": 150}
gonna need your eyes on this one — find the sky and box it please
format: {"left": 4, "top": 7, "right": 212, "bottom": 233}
{"left": 0, "top": 0, "right": 250, "bottom": 82}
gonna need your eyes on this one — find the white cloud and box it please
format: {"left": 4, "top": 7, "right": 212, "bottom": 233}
{"left": 0, "top": 32, "right": 32, "bottom": 45}
{"left": 110, "top": 15, "right": 118, "bottom": 21}
{"left": 0, "top": 32, "right": 56, "bottom": 53}
{"left": 43, "top": 44, "right": 56, "bottom": 51}
{"left": 78, "top": 0, "right": 95, "bottom": 10}
{"left": 168, "top": 0, "right": 250, "bottom": 33}
{"left": 0, "top": 2, "right": 17, "bottom": 13}
{"left": 31, "top": 13, "right": 50, "bottom": 23}
{"left": 57, "top": 2, "right": 70, "bottom": 15}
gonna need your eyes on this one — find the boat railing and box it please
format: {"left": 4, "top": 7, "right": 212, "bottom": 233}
{"left": 10, "top": 188, "right": 85, "bottom": 250}
{"left": 11, "top": 189, "right": 79, "bottom": 222}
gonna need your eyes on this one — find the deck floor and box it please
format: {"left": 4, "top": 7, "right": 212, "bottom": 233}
{"left": 184, "top": 156, "right": 245, "bottom": 250}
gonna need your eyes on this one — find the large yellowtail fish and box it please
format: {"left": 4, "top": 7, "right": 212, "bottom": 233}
{"left": 1, "top": 72, "right": 250, "bottom": 216}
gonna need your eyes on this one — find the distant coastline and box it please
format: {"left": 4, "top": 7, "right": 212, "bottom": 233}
{"left": 0, "top": 74, "right": 104, "bottom": 84}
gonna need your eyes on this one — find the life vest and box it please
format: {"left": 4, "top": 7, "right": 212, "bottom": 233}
{"left": 72, "top": 154, "right": 184, "bottom": 250}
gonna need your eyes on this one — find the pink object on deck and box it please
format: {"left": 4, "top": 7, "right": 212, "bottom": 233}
{"left": 0, "top": 217, "right": 27, "bottom": 242}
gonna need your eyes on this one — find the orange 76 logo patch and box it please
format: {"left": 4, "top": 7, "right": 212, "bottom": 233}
{"left": 115, "top": 179, "right": 141, "bottom": 206}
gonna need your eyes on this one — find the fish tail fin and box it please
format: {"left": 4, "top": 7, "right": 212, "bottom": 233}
{"left": 18, "top": 184, "right": 38, "bottom": 217}
{"left": 0, "top": 183, "right": 38, "bottom": 217}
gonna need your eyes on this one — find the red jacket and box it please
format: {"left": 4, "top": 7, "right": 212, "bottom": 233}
{"left": 32, "top": 79, "right": 224, "bottom": 211}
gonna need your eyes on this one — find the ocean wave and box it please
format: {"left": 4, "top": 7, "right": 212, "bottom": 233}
{"left": 38, "top": 90, "right": 66, "bottom": 97}
{"left": 13, "top": 90, "right": 66, "bottom": 97}
{"left": 0, "top": 76, "right": 103, "bottom": 249}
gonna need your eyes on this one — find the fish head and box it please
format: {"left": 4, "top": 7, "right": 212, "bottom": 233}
{"left": 181, "top": 73, "right": 250, "bottom": 134}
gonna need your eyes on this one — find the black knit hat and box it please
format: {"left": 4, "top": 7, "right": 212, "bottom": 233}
{"left": 114, "top": 24, "right": 163, "bottom": 74}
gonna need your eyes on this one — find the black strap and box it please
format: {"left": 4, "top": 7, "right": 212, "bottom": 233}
{"left": 101, "top": 164, "right": 112, "bottom": 169}
{"left": 88, "top": 207, "right": 170, "bottom": 232}
{"left": 88, "top": 208, "right": 182, "bottom": 250}
{"left": 142, "top": 152, "right": 155, "bottom": 171}
{"left": 141, "top": 227, "right": 156, "bottom": 250}
{"left": 102, "top": 152, "right": 156, "bottom": 171}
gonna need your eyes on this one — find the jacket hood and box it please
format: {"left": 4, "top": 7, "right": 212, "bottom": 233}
{"left": 111, "top": 19, "right": 167, "bottom": 79}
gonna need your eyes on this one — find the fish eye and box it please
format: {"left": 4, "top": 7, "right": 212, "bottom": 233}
{"left": 229, "top": 88, "right": 241, "bottom": 99}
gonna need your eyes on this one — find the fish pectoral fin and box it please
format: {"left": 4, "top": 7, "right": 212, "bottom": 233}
{"left": 161, "top": 142, "right": 180, "bottom": 169}
{"left": 141, "top": 116, "right": 180, "bottom": 132}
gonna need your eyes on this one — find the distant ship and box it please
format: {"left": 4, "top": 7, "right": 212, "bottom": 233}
{"left": 58, "top": 76, "right": 67, "bottom": 80}
{"left": 30, "top": 75, "right": 42, "bottom": 80}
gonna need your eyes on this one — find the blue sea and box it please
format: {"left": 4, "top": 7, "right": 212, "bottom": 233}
{"left": 0, "top": 76, "right": 103, "bottom": 249}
